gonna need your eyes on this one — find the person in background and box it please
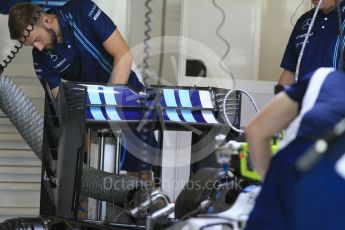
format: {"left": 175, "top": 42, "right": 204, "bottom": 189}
{"left": 245, "top": 67, "right": 345, "bottom": 229}
{"left": 278, "top": 0, "right": 344, "bottom": 85}
{"left": 8, "top": 0, "right": 156, "bottom": 182}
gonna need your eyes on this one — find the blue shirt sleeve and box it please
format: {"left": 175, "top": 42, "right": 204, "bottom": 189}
{"left": 280, "top": 19, "right": 302, "bottom": 72}
{"left": 280, "top": 34, "right": 297, "bottom": 72}
{"left": 284, "top": 70, "right": 313, "bottom": 104}
{"left": 75, "top": 0, "right": 117, "bottom": 43}
{"left": 32, "top": 49, "right": 61, "bottom": 89}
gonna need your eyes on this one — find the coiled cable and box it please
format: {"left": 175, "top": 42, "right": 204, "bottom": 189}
{"left": 0, "top": 10, "right": 41, "bottom": 74}
{"left": 142, "top": 0, "right": 154, "bottom": 85}
{"left": 157, "top": 0, "right": 167, "bottom": 86}
{"left": 211, "top": 0, "right": 236, "bottom": 90}
{"left": 295, "top": 0, "right": 323, "bottom": 81}
{"left": 223, "top": 89, "right": 259, "bottom": 133}
{"left": 211, "top": 1, "right": 258, "bottom": 133}
{"left": 290, "top": 0, "right": 305, "bottom": 26}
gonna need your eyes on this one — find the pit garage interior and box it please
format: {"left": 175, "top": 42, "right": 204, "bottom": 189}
{"left": 0, "top": 0, "right": 341, "bottom": 230}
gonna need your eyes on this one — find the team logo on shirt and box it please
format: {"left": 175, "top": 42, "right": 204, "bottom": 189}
{"left": 88, "top": 4, "right": 97, "bottom": 17}
{"left": 302, "top": 19, "right": 312, "bottom": 30}
{"left": 47, "top": 51, "right": 58, "bottom": 62}
{"left": 88, "top": 4, "right": 101, "bottom": 21}
{"left": 93, "top": 9, "right": 101, "bottom": 21}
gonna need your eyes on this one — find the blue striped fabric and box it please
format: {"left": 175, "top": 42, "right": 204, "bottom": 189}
{"left": 161, "top": 88, "right": 214, "bottom": 109}
{"left": 87, "top": 85, "right": 102, "bottom": 105}
{"left": 178, "top": 90, "right": 193, "bottom": 108}
{"left": 163, "top": 89, "right": 178, "bottom": 107}
{"left": 86, "top": 107, "right": 152, "bottom": 121}
{"left": 104, "top": 107, "right": 121, "bottom": 121}
{"left": 165, "top": 109, "right": 181, "bottom": 122}
{"left": 102, "top": 87, "right": 117, "bottom": 105}
{"left": 89, "top": 107, "right": 106, "bottom": 121}
{"left": 181, "top": 109, "right": 197, "bottom": 123}
{"left": 85, "top": 85, "right": 141, "bottom": 107}
{"left": 32, "top": 0, "right": 67, "bottom": 11}
{"left": 85, "top": 85, "right": 219, "bottom": 124}
{"left": 32, "top": 0, "right": 67, "bottom": 6}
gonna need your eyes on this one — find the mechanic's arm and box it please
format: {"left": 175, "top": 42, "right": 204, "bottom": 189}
{"left": 245, "top": 92, "right": 298, "bottom": 179}
{"left": 103, "top": 29, "right": 133, "bottom": 84}
{"left": 278, "top": 69, "right": 295, "bottom": 85}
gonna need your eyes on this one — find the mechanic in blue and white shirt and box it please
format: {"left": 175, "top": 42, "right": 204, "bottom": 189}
{"left": 245, "top": 67, "right": 345, "bottom": 229}
{"left": 8, "top": 0, "right": 155, "bottom": 182}
{"left": 278, "top": 0, "right": 345, "bottom": 85}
